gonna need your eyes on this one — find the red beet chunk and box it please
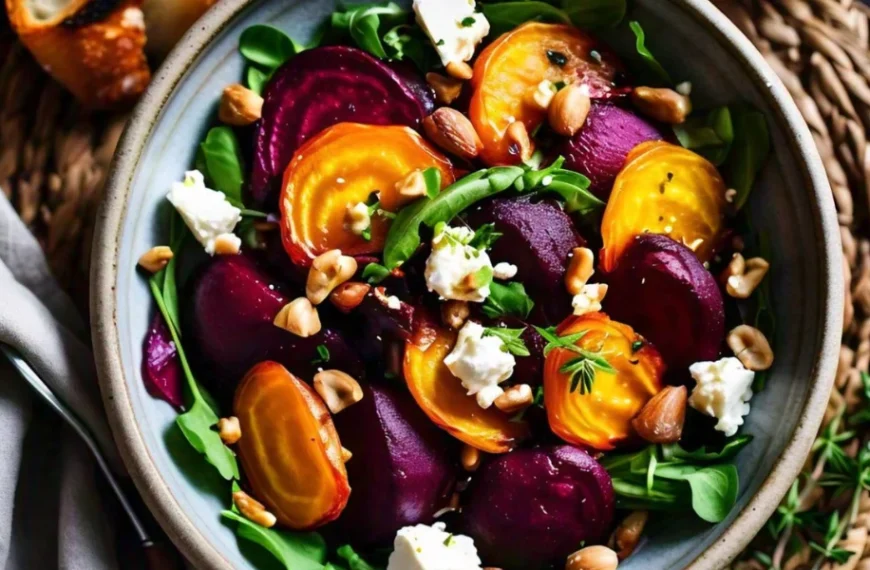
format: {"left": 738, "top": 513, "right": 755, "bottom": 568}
{"left": 603, "top": 234, "right": 725, "bottom": 370}
{"left": 186, "top": 255, "right": 363, "bottom": 401}
{"left": 329, "top": 383, "right": 458, "bottom": 547}
{"left": 461, "top": 446, "right": 614, "bottom": 570}
{"left": 559, "top": 103, "right": 663, "bottom": 199}
{"left": 251, "top": 46, "right": 435, "bottom": 205}
{"left": 467, "top": 199, "right": 583, "bottom": 324}
{"left": 141, "top": 313, "right": 183, "bottom": 408}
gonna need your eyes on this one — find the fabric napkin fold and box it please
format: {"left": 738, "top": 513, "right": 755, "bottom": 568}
{"left": 0, "top": 193, "right": 119, "bottom": 570}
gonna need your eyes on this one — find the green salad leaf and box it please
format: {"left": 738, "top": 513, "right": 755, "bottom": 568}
{"left": 560, "top": 0, "right": 626, "bottom": 29}
{"left": 336, "top": 545, "right": 380, "bottom": 570}
{"left": 727, "top": 104, "right": 771, "bottom": 210}
{"left": 330, "top": 2, "right": 409, "bottom": 60}
{"left": 481, "top": 2, "right": 572, "bottom": 36}
{"left": 673, "top": 106, "right": 734, "bottom": 166}
{"left": 516, "top": 156, "right": 603, "bottom": 216}
{"left": 482, "top": 281, "right": 535, "bottom": 320}
{"left": 222, "top": 509, "right": 327, "bottom": 570}
{"left": 239, "top": 24, "right": 302, "bottom": 69}
{"left": 362, "top": 262, "right": 391, "bottom": 284}
{"left": 246, "top": 66, "right": 270, "bottom": 95}
{"left": 199, "top": 127, "right": 245, "bottom": 208}
{"left": 628, "top": 20, "right": 671, "bottom": 86}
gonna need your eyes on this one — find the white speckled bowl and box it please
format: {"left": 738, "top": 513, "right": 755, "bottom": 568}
{"left": 91, "top": 1, "right": 843, "bottom": 568}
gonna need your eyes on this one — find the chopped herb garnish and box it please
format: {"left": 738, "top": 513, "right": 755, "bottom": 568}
{"left": 443, "top": 533, "right": 455, "bottom": 546}
{"left": 362, "top": 262, "right": 391, "bottom": 284}
{"left": 469, "top": 223, "right": 502, "bottom": 250}
{"left": 554, "top": 80, "right": 567, "bottom": 91}
{"left": 483, "top": 327, "right": 530, "bottom": 357}
{"left": 535, "top": 326, "right": 614, "bottom": 395}
{"left": 533, "top": 385, "right": 545, "bottom": 407}
{"left": 312, "top": 344, "right": 330, "bottom": 364}
{"left": 482, "top": 281, "right": 535, "bottom": 319}
{"left": 546, "top": 49, "right": 568, "bottom": 67}
{"left": 632, "top": 340, "right": 644, "bottom": 353}
{"left": 436, "top": 39, "right": 445, "bottom": 46}
{"left": 460, "top": 16, "right": 476, "bottom": 27}
{"left": 471, "top": 265, "right": 494, "bottom": 289}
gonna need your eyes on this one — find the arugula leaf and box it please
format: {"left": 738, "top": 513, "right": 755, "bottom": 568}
{"left": 661, "top": 435, "right": 753, "bottom": 463}
{"left": 159, "top": 212, "right": 185, "bottom": 333}
{"left": 481, "top": 2, "right": 572, "bottom": 36}
{"left": 482, "top": 281, "right": 535, "bottom": 319}
{"left": 330, "top": 2, "right": 408, "bottom": 60}
{"left": 362, "top": 262, "right": 391, "bottom": 284}
{"left": 726, "top": 104, "right": 771, "bottom": 210}
{"left": 199, "top": 127, "right": 245, "bottom": 208}
{"left": 483, "top": 327, "right": 530, "bottom": 356}
{"left": 469, "top": 223, "right": 502, "bottom": 250}
{"left": 222, "top": 510, "right": 327, "bottom": 570}
{"left": 383, "top": 167, "right": 525, "bottom": 269}
{"left": 560, "top": 0, "right": 626, "bottom": 29}
{"left": 673, "top": 106, "right": 734, "bottom": 166}
{"left": 336, "top": 545, "right": 379, "bottom": 570}
{"left": 515, "top": 156, "right": 603, "bottom": 216}
{"left": 239, "top": 25, "right": 302, "bottom": 69}
{"left": 628, "top": 20, "right": 671, "bottom": 86}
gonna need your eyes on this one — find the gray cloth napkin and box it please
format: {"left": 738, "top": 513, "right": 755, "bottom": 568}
{"left": 0, "top": 192, "right": 119, "bottom": 570}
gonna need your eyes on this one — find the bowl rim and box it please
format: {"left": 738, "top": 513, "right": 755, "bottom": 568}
{"left": 91, "top": 0, "right": 843, "bottom": 568}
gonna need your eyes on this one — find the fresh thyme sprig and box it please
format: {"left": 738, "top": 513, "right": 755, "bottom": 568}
{"left": 534, "top": 326, "right": 614, "bottom": 395}
{"left": 483, "top": 327, "right": 529, "bottom": 357}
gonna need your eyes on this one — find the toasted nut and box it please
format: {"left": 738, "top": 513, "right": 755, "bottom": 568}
{"left": 549, "top": 83, "right": 591, "bottom": 136}
{"left": 506, "top": 120, "right": 533, "bottom": 162}
{"left": 330, "top": 281, "right": 371, "bottom": 313}
{"left": 461, "top": 444, "right": 482, "bottom": 472}
{"left": 728, "top": 325, "right": 774, "bottom": 371}
{"left": 396, "top": 169, "right": 428, "bottom": 198}
{"left": 138, "top": 246, "right": 173, "bottom": 273}
{"left": 612, "top": 511, "right": 648, "bottom": 560}
{"left": 253, "top": 220, "right": 278, "bottom": 232}
{"left": 565, "top": 545, "right": 619, "bottom": 570}
{"left": 531, "top": 79, "right": 556, "bottom": 110}
{"left": 313, "top": 370, "right": 364, "bottom": 414}
{"left": 566, "top": 247, "right": 595, "bottom": 295}
{"left": 722, "top": 254, "right": 770, "bottom": 299}
{"left": 494, "top": 384, "right": 534, "bottom": 414}
{"left": 373, "top": 286, "right": 403, "bottom": 310}
{"left": 232, "top": 491, "right": 277, "bottom": 528}
{"left": 441, "top": 300, "right": 470, "bottom": 329}
{"left": 426, "top": 72, "right": 464, "bottom": 105}
{"left": 213, "top": 234, "right": 241, "bottom": 255}
{"left": 341, "top": 447, "right": 353, "bottom": 463}
{"left": 217, "top": 416, "right": 242, "bottom": 445}
{"left": 307, "top": 249, "right": 359, "bottom": 305}
{"left": 572, "top": 283, "right": 609, "bottom": 316}
{"left": 630, "top": 86, "right": 692, "bottom": 124}
{"left": 446, "top": 60, "right": 473, "bottom": 80}
{"left": 631, "top": 385, "right": 687, "bottom": 444}
{"left": 219, "top": 84, "right": 264, "bottom": 126}
{"left": 274, "top": 298, "right": 322, "bottom": 337}
{"left": 423, "top": 108, "right": 483, "bottom": 160}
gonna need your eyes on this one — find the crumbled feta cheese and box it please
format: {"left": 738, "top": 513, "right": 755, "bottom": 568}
{"left": 492, "top": 262, "right": 518, "bottom": 280}
{"left": 387, "top": 522, "right": 482, "bottom": 570}
{"left": 413, "top": 0, "right": 490, "bottom": 66}
{"left": 571, "top": 284, "right": 607, "bottom": 316}
{"left": 444, "top": 321, "right": 514, "bottom": 408}
{"left": 386, "top": 295, "right": 401, "bottom": 310}
{"left": 425, "top": 225, "right": 493, "bottom": 302}
{"left": 166, "top": 170, "right": 241, "bottom": 255}
{"left": 676, "top": 81, "right": 693, "bottom": 96}
{"left": 688, "top": 357, "right": 754, "bottom": 436}
{"left": 346, "top": 202, "right": 371, "bottom": 235}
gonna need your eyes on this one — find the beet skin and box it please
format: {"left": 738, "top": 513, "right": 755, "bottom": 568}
{"left": 461, "top": 445, "right": 614, "bottom": 570}
{"left": 603, "top": 234, "right": 725, "bottom": 370}
{"left": 142, "top": 312, "right": 183, "bottom": 408}
{"left": 559, "top": 103, "right": 663, "bottom": 199}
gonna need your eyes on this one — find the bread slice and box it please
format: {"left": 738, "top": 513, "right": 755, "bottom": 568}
{"left": 142, "top": 0, "right": 217, "bottom": 60}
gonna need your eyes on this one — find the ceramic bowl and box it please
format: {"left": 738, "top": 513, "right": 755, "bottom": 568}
{"left": 91, "top": 0, "right": 843, "bottom": 568}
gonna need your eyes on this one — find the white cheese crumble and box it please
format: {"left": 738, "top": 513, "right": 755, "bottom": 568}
{"left": 688, "top": 357, "right": 754, "bottom": 437}
{"left": 166, "top": 170, "right": 241, "bottom": 256}
{"left": 413, "top": 0, "right": 490, "bottom": 67}
{"left": 571, "top": 284, "right": 607, "bottom": 316}
{"left": 444, "top": 321, "right": 515, "bottom": 409}
{"left": 533, "top": 79, "right": 556, "bottom": 110}
{"left": 387, "top": 522, "right": 482, "bottom": 570}
{"left": 425, "top": 225, "right": 493, "bottom": 302}
{"left": 386, "top": 295, "right": 401, "bottom": 310}
{"left": 346, "top": 202, "right": 371, "bottom": 236}
{"left": 492, "top": 262, "right": 518, "bottom": 280}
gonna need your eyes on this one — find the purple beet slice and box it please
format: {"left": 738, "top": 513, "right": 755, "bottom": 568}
{"left": 251, "top": 46, "right": 435, "bottom": 206}
{"left": 141, "top": 312, "right": 183, "bottom": 408}
{"left": 328, "top": 383, "right": 458, "bottom": 547}
{"left": 602, "top": 234, "right": 725, "bottom": 370}
{"left": 186, "top": 255, "right": 363, "bottom": 401}
{"left": 559, "top": 103, "right": 663, "bottom": 199}
{"left": 461, "top": 445, "right": 614, "bottom": 570}
{"left": 467, "top": 199, "right": 583, "bottom": 324}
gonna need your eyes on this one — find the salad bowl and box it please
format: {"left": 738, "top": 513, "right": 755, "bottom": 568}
{"left": 91, "top": 0, "right": 843, "bottom": 568}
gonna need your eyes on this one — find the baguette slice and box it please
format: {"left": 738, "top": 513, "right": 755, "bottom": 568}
{"left": 142, "top": 0, "right": 217, "bottom": 60}
{"left": 6, "top": 0, "right": 150, "bottom": 109}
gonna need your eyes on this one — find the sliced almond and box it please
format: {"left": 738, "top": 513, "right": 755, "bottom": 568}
{"left": 423, "top": 108, "right": 483, "bottom": 160}
{"left": 631, "top": 386, "right": 687, "bottom": 444}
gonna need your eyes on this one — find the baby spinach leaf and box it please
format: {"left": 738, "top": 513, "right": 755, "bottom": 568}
{"left": 673, "top": 106, "right": 734, "bottom": 166}
{"left": 683, "top": 464, "right": 740, "bottom": 523}
{"left": 239, "top": 24, "right": 301, "bottom": 70}
{"left": 560, "top": 0, "right": 626, "bottom": 29}
{"left": 246, "top": 66, "right": 270, "bottom": 95}
{"left": 159, "top": 212, "right": 185, "bottom": 333}
{"left": 362, "top": 262, "right": 391, "bottom": 284}
{"left": 336, "top": 545, "right": 380, "bottom": 570}
{"left": 481, "top": 2, "right": 571, "bottom": 36}
{"left": 662, "top": 435, "right": 753, "bottom": 463}
{"left": 422, "top": 167, "right": 442, "bottom": 199}
{"left": 222, "top": 510, "right": 327, "bottom": 570}
{"left": 482, "top": 281, "right": 535, "bottom": 319}
{"left": 383, "top": 25, "right": 438, "bottom": 71}
{"left": 628, "top": 20, "right": 671, "bottom": 86}
{"left": 199, "top": 127, "right": 245, "bottom": 208}
{"left": 383, "top": 167, "right": 525, "bottom": 269}
{"left": 515, "top": 156, "right": 603, "bottom": 216}
{"left": 726, "top": 104, "right": 771, "bottom": 210}
{"left": 330, "top": 2, "right": 408, "bottom": 60}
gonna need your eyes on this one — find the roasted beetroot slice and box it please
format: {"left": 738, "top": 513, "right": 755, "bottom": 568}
{"left": 602, "top": 234, "right": 725, "bottom": 370}
{"left": 185, "top": 255, "right": 364, "bottom": 402}
{"left": 142, "top": 312, "right": 183, "bottom": 408}
{"left": 251, "top": 46, "right": 435, "bottom": 206}
{"left": 559, "top": 103, "right": 664, "bottom": 199}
